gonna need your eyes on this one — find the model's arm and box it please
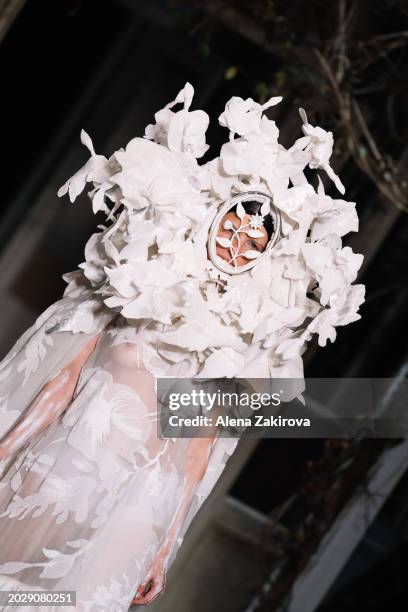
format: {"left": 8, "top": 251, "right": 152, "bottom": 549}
{"left": 133, "top": 421, "right": 220, "bottom": 606}
{"left": 0, "top": 334, "right": 100, "bottom": 461}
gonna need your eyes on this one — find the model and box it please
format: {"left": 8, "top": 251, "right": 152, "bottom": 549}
{"left": 0, "top": 83, "right": 365, "bottom": 610}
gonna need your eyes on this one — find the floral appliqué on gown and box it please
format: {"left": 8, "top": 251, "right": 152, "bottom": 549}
{"left": 0, "top": 295, "right": 237, "bottom": 611}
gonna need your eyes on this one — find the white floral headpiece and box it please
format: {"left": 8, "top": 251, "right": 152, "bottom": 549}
{"left": 58, "top": 82, "right": 365, "bottom": 386}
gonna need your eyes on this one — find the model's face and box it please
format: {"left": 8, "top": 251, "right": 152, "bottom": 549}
{"left": 215, "top": 211, "right": 269, "bottom": 267}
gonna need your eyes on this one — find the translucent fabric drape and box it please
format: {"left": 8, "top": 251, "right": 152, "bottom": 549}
{"left": 0, "top": 296, "right": 238, "bottom": 611}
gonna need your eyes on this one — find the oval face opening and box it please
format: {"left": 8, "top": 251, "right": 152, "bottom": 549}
{"left": 207, "top": 192, "right": 281, "bottom": 274}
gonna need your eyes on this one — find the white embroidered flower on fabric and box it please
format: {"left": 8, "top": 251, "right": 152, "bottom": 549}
{"left": 83, "top": 572, "right": 135, "bottom": 611}
{"left": 57, "top": 82, "right": 365, "bottom": 393}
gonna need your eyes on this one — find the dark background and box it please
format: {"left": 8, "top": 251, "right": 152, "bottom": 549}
{"left": 1, "top": 1, "right": 407, "bottom": 611}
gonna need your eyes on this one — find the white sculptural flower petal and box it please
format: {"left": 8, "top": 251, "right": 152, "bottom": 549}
{"left": 218, "top": 96, "right": 263, "bottom": 136}
{"left": 298, "top": 108, "right": 345, "bottom": 194}
{"left": 167, "top": 109, "right": 210, "bottom": 158}
{"left": 57, "top": 130, "right": 112, "bottom": 203}
{"left": 144, "top": 83, "right": 210, "bottom": 159}
{"left": 218, "top": 94, "right": 282, "bottom": 138}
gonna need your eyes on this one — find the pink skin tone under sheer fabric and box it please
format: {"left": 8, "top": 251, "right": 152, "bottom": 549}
{"left": 0, "top": 331, "right": 218, "bottom": 607}
{"left": 0, "top": 336, "right": 101, "bottom": 463}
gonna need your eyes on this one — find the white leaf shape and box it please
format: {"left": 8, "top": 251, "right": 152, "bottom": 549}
{"left": 260, "top": 199, "right": 270, "bottom": 216}
{"left": 299, "top": 107, "right": 308, "bottom": 125}
{"left": 243, "top": 250, "right": 262, "bottom": 259}
{"left": 42, "top": 548, "right": 59, "bottom": 559}
{"left": 262, "top": 96, "right": 283, "bottom": 109}
{"left": 236, "top": 201, "right": 246, "bottom": 219}
{"left": 246, "top": 229, "right": 265, "bottom": 238}
{"left": 80, "top": 129, "right": 96, "bottom": 155}
{"left": 0, "top": 561, "right": 33, "bottom": 573}
{"left": 67, "top": 539, "right": 89, "bottom": 549}
{"left": 39, "top": 554, "right": 75, "bottom": 579}
{"left": 216, "top": 237, "right": 232, "bottom": 248}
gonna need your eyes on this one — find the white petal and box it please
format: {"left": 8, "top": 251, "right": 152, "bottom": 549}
{"left": 236, "top": 201, "right": 246, "bottom": 219}
{"left": 246, "top": 229, "right": 265, "bottom": 238}
{"left": 262, "top": 96, "right": 283, "bottom": 110}
{"left": 260, "top": 199, "right": 270, "bottom": 216}
{"left": 243, "top": 250, "right": 261, "bottom": 259}
{"left": 216, "top": 237, "right": 232, "bottom": 248}
{"left": 299, "top": 108, "right": 308, "bottom": 125}
{"left": 80, "top": 129, "right": 96, "bottom": 155}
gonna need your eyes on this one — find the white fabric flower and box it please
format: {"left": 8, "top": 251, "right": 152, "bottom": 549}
{"left": 57, "top": 130, "right": 112, "bottom": 204}
{"left": 219, "top": 95, "right": 282, "bottom": 138}
{"left": 301, "top": 243, "right": 364, "bottom": 306}
{"left": 298, "top": 108, "right": 345, "bottom": 194}
{"left": 306, "top": 284, "right": 365, "bottom": 346}
{"left": 145, "top": 82, "right": 209, "bottom": 158}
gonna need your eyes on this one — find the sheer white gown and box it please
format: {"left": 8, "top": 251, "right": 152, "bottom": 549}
{"left": 0, "top": 292, "right": 239, "bottom": 611}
